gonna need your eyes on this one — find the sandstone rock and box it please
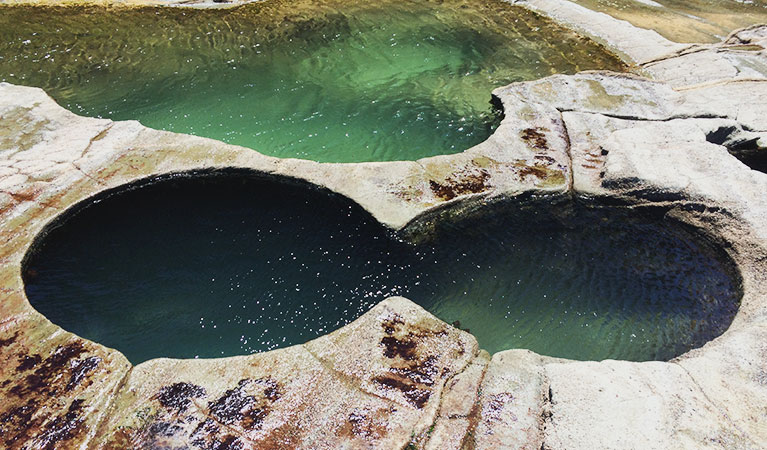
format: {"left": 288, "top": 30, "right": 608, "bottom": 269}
{"left": 93, "top": 297, "right": 479, "bottom": 449}
{"left": 1, "top": 14, "right": 766, "bottom": 449}
{"left": 515, "top": 0, "right": 691, "bottom": 64}
{"left": 471, "top": 350, "right": 551, "bottom": 450}
{"left": 420, "top": 351, "right": 490, "bottom": 450}
{"left": 542, "top": 360, "right": 758, "bottom": 449}
{"left": 0, "top": 315, "right": 130, "bottom": 449}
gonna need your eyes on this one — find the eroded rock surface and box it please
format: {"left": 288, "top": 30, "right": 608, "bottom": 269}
{"left": 0, "top": 14, "right": 766, "bottom": 450}
{"left": 92, "top": 297, "right": 479, "bottom": 449}
{"left": 0, "top": 315, "right": 130, "bottom": 449}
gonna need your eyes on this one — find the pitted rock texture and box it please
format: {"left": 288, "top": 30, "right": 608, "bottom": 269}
{"left": 92, "top": 298, "right": 480, "bottom": 449}
{"left": 1, "top": 16, "right": 767, "bottom": 450}
{"left": 0, "top": 317, "right": 130, "bottom": 449}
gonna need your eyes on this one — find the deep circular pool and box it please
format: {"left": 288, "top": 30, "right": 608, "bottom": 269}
{"left": 0, "top": 0, "right": 626, "bottom": 162}
{"left": 23, "top": 174, "right": 741, "bottom": 363}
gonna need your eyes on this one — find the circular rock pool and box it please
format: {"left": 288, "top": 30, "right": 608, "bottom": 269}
{"left": 23, "top": 174, "right": 741, "bottom": 363}
{"left": 0, "top": 0, "right": 625, "bottom": 162}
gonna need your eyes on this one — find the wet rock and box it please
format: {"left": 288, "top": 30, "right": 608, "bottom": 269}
{"left": 0, "top": 15, "right": 766, "bottom": 450}
{"left": 520, "top": 0, "right": 690, "bottom": 64}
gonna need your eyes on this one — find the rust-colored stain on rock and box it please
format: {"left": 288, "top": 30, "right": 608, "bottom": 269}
{"left": 482, "top": 392, "right": 515, "bottom": 423}
{"left": 513, "top": 161, "right": 566, "bottom": 187}
{"left": 429, "top": 169, "right": 490, "bottom": 201}
{"left": 340, "top": 407, "right": 393, "bottom": 441}
{"left": 208, "top": 378, "right": 279, "bottom": 430}
{"left": 520, "top": 127, "right": 549, "bottom": 150}
{"left": 35, "top": 399, "right": 86, "bottom": 450}
{"left": 0, "top": 331, "right": 19, "bottom": 348}
{"left": 155, "top": 382, "right": 207, "bottom": 413}
{"left": 113, "top": 377, "right": 286, "bottom": 449}
{"left": 373, "top": 311, "right": 453, "bottom": 409}
{"left": 1, "top": 340, "right": 102, "bottom": 449}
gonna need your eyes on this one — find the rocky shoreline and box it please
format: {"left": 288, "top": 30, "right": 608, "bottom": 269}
{"left": 1, "top": 0, "right": 766, "bottom": 448}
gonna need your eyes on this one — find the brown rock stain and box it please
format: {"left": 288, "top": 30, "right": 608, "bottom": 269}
{"left": 429, "top": 169, "right": 490, "bottom": 201}
{"left": 513, "top": 161, "right": 566, "bottom": 187}
{"left": 190, "top": 418, "right": 223, "bottom": 449}
{"left": 9, "top": 342, "right": 90, "bottom": 398}
{"left": 112, "top": 377, "right": 285, "bottom": 448}
{"left": 15, "top": 354, "right": 41, "bottom": 372}
{"left": 520, "top": 127, "right": 549, "bottom": 150}
{"left": 35, "top": 399, "right": 86, "bottom": 450}
{"left": 155, "top": 382, "right": 207, "bottom": 413}
{"left": 389, "top": 356, "right": 438, "bottom": 386}
{"left": 391, "top": 185, "right": 425, "bottom": 203}
{"left": 340, "top": 407, "right": 391, "bottom": 441}
{"left": 252, "top": 420, "right": 302, "bottom": 449}
{"left": 373, "top": 374, "right": 431, "bottom": 409}
{"left": 0, "top": 400, "right": 38, "bottom": 446}
{"left": 0, "top": 331, "right": 19, "bottom": 348}
{"left": 207, "top": 378, "right": 281, "bottom": 431}
{"left": 374, "top": 311, "right": 454, "bottom": 409}
{"left": 534, "top": 154, "right": 557, "bottom": 164}
{"left": 66, "top": 356, "right": 101, "bottom": 392}
{"left": 0, "top": 339, "right": 104, "bottom": 448}
{"left": 380, "top": 336, "right": 417, "bottom": 360}
{"left": 1, "top": 397, "right": 89, "bottom": 450}
{"left": 482, "top": 392, "right": 515, "bottom": 423}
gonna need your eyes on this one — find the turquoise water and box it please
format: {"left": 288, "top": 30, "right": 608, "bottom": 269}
{"left": 23, "top": 174, "right": 740, "bottom": 363}
{"left": 0, "top": 0, "right": 626, "bottom": 162}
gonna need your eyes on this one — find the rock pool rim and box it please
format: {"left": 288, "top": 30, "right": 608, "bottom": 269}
{"left": 20, "top": 168, "right": 745, "bottom": 365}
{"left": 0, "top": 0, "right": 630, "bottom": 163}
{"left": 0, "top": 3, "right": 764, "bottom": 443}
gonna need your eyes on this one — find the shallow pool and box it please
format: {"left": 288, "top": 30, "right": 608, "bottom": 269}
{"left": 23, "top": 174, "right": 741, "bottom": 363}
{"left": 0, "top": 0, "right": 625, "bottom": 162}
{"left": 569, "top": 0, "right": 767, "bottom": 43}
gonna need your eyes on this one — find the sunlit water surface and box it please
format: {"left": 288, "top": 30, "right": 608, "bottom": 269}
{"left": 0, "top": 0, "right": 625, "bottom": 162}
{"left": 568, "top": 0, "right": 767, "bottom": 43}
{"left": 24, "top": 175, "right": 740, "bottom": 363}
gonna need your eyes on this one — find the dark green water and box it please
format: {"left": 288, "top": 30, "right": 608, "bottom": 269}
{"left": 0, "top": 0, "right": 625, "bottom": 162}
{"left": 23, "top": 175, "right": 740, "bottom": 363}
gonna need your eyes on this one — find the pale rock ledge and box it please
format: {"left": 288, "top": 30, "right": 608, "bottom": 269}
{"left": 0, "top": 10, "right": 766, "bottom": 450}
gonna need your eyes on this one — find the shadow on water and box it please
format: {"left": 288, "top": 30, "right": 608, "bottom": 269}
{"left": 23, "top": 172, "right": 741, "bottom": 363}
